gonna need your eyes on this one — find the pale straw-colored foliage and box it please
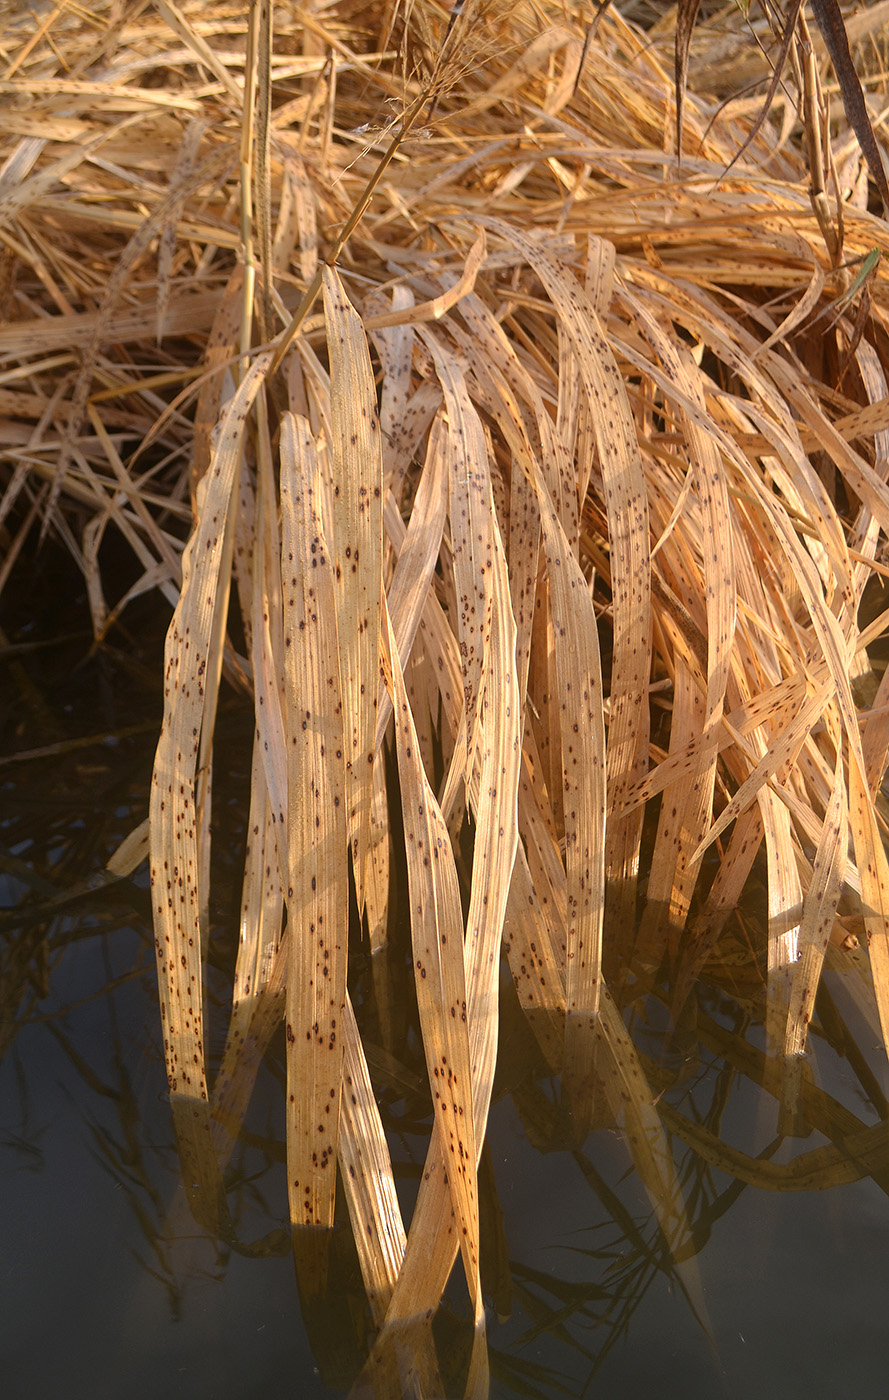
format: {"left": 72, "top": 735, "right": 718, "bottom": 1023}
{"left": 4, "top": 0, "right": 889, "bottom": 1391}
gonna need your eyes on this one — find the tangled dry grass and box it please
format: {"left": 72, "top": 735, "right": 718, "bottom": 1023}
{"left": 4, "top": 1, "right": 889, "bottom": 1393}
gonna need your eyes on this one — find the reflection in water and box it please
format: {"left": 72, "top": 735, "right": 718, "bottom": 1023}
{"left": 3, "top": 565, "right": 889, "bottom": 1400}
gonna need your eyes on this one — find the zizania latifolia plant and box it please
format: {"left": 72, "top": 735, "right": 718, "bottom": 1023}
{"left": 4, "top": 0, "right": 889, "bottom": 1391}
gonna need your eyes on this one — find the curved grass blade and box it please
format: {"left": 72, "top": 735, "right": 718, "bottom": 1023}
{"left": 785, "top": 738, "right": 847, "bottom": 1058}
{"left": 322, "top": 265, "right": 384, "bottom": 915}
{"left": 149, "top": 353, "right": 271, "bottom": 1229}
{"left": 280, "top": 410, "right": 349, "bottom": 1231}
{"left": 420, "top": 332, "right": 495, "bottom": 791}
{"left": 385, "top": 602, "right": 482, "bottom": 1310}
{"left": 376, "top": 428, "right": 519, "bottom": 1389}
{"left": 338, "top": 992, "right": 406, "bottom": 1324}
{"left": 481, "top": 218, "right": 650, "bottom": 950}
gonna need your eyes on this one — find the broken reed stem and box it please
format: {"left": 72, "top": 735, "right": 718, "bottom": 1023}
{"left": 799, "top": 9, "right": 841, "bottom": 265}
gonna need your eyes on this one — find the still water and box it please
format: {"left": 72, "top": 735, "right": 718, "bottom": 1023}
{"left": 4, "top": 552, "right": 889, "bottom": 1400}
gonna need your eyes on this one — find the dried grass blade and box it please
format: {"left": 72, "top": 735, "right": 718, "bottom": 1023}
{"left": 148, "top": 354, "right": 269, "bottom": 1226}
{"left": 231, "top": 753, "right": 283, "bottom": 1043}
{"left": 253, "top": 0, "right": 274, "bottom": 340}
{"left": 536, "top": 475, "right": 606, "bottom": 1104}
{"left": 785, "top": 740, "right": 847, "bottom": 1057}
{"left": 863, "top": 661, "right": 889, "bottom": 797}
{"left": 364, "top": 748, "right": 392, "bottom": 960}
{"left": 662, "top": 1103, "right": 889, "bottom": 1191}
{"left": 49, "top": 142, "right": 234, "bottom": 535}
{"left": 212, "top": 806, "right": 284, "bottom": 1175}
{"left": 211, "top": 941, "right": 286, "bottom": 1169}
{"left": 192, "top": 267, "right": 244, "bottom": 487}
{"left": 149, "top": 354, "right": 268, "bottom": 1096}
{"left": 366, "top": 232, "right": 486, "bottom": 331}
{"left": 379, "top": 459, "right": 519, "bottom": 1361}
{"left": 273, "top": 155, "right": 317, "bottom": 280}
{"left": 444, "top": 291, "right": 545, "bottom": 699}
{"left": 249, "top": 422, "right": 289, "bottom": 846}
{"left": 0, "top": 113, "right": 143, "bottom": 234}
{"left": 155, "top": 0, "right": 243, "bottom": 105}
{"left": 156, "top": 117, "right": 206, "bottom": 343}
{"left": 384, "top": 602, "right": 482, "bottom": 1308}
{"left": 483, "top": 220, "right": 650, "bottom": 937}
{"left": 371, "top": 285, "right": 417, "bottom": 493}
{"left": 722, "top": 436, "right": 889, "bottom": 1052}
{"left": 758, "top": 254, "right": 825, "bottom": 355}
{"left": 596, "top": 986, "right": 693, "bottom": 1257}
{"left": 622, "top": 291, "right": 735, "bottom": 946}
{"left": 219, "top": 460, "right": 286, "bottom": 1111}
{"left": 674, "top": 0, "right": 702, "bottom": 156}
{"left": 322, "top": 264, "right": 383, "bottom": 915}
{"left": 339, "top": 993, "right": 405, "bottom": 1324}
{"left": 377, "top": 419, "right": 448, "bottom": 750}
{"left": 691, "top": 681, "right": 831, "bottom": 863}
{"left": 421, "top": 332, "right": 494, "bottom": 790}
{"left": 713, "top": 0, "right": 803, "bottom": 178}
{"left": 637, "top": 661, "right": 707, "bottom": 960}
{"left": 848, "top": 752, "right": 889, "bottom": 1058}
{"left": 762, "top": 360, "right": 889, "bottom": 540}
{"left": 810, "top": 0, "right": 889, "bottom": 213}
{"left": 502, "top": 839, "right": 566, "bottom": 1069}
{"left": 673, "top": 805, "right": 765, "bottom": 1017}
{"left": 731, "top": 450, "right": 889, "bottom": 1057}
{"left": 280, "top": 410, "right": 349, "bottom": 1230}
{"left": 460, "top": 475, "right": 521, "bottom": 1148}
{"left": 615, "top": 711, "right": 728, "bottom": 819}
{"left": 0, "top": 136, "right": 44, "bottom": 192}
{"left": 84, "top": 404, "right": 181, "bottom": 605}
{"left": 761, "top": 781, "right": 804, "bottom": 1061}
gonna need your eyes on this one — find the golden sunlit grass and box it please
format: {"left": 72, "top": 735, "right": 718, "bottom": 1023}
{"left": 4, "top": 0, "right": 889, "bottom": 1392}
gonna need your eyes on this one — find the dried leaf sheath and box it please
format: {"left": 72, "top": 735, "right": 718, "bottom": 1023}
{"left": 280, "top": 410, "right": 349, "bottom": 1230}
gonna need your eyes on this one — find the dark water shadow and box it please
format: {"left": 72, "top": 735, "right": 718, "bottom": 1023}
{"left": 4, "top": 549, "right": 889, "bottom": 1400}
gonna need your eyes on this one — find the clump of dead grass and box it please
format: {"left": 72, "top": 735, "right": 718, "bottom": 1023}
{"left": 4, "top": 0, "right": 889, "bottom": 1392}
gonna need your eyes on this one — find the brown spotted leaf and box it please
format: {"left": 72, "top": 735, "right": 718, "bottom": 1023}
{"left": 280, "top": 410, "right": 349, "bottom": 1231}
{"left": 149, "top": 353, "right": 271, "bottom": 1105}
{"left": 322, "top": 264, "right": 384, "bottom": 916}
{"left": 382, "top": 601, "right": 482, "bottom": 1312}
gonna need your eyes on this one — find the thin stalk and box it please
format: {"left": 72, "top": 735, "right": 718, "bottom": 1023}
{"left": 268, "top": 84, "right": 432, "bottom": 375}
{"left": 239, "top": 0, "right": 260, "bottom": 378}
{"left": 254, "top": 0, "right": 274, "bottom": 343}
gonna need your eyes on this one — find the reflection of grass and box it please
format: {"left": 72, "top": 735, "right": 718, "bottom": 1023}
{"left": 4, "top": 0, "right": 889, "bottom": 1394}
{"left": 4, "top": 719, "right": 889, "bottom": 1395}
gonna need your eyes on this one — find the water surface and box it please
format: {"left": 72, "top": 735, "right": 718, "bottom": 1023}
{"left": 4, "top": 551, "right": 889, "bottom": 1400}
